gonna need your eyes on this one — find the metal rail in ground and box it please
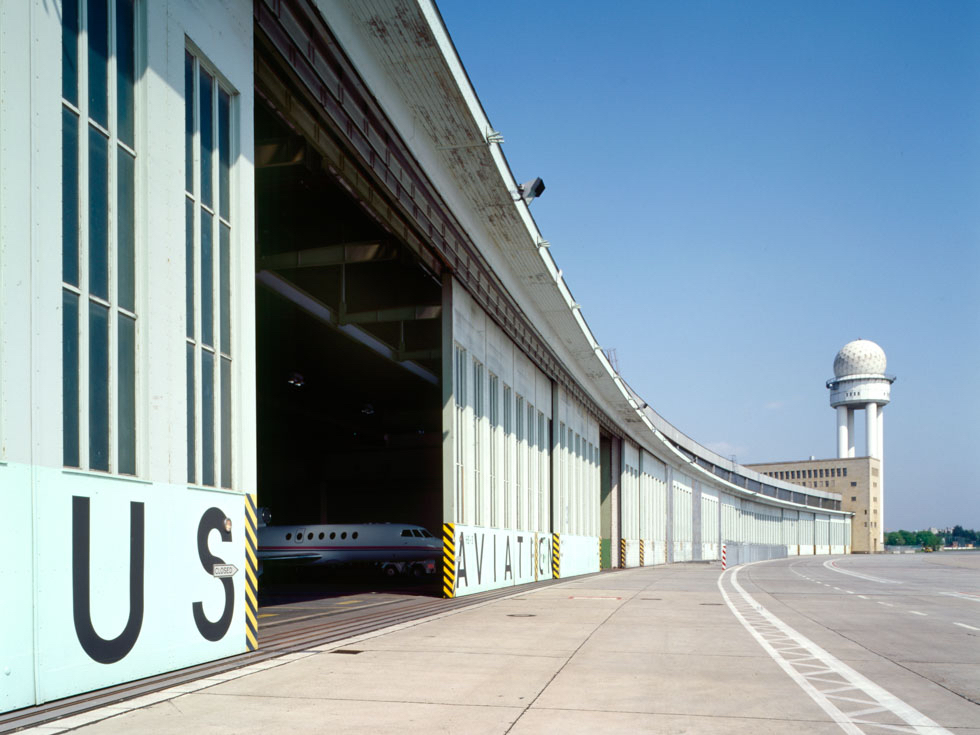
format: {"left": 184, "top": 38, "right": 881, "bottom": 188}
{"left": 0, "top": 575, "right": 574, "bottom": 733}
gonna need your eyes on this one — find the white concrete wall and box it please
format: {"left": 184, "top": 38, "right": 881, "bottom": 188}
{"left": 1, "top": 0, "right": 255, "bottom": 712}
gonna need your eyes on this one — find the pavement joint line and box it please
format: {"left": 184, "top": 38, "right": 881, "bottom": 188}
{"left": 719, "top": 560, "right": 952, "bottom": 735}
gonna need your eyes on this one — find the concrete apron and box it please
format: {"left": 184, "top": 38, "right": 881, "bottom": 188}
{"left": 25, "top": 564, "right": 846, "bottom": 735}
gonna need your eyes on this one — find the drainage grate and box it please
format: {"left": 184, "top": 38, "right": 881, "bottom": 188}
{"left": 330, "top": 649, "right": 363, "bottom": 655}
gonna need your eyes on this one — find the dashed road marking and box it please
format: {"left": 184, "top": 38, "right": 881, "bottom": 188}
{"left": 908, "top": 611, "right": 927, "bottom": 616}
{"left": 720, "top": 565, "right": 950, "bottom": 735}
{"left": 858, "top": 595, "right": 868, "bottom": 600}
{"left": 954, "top": 622, "right": 979, "bottom": 631}
{"left": 877, "top": 601, "right": 894, "bottom": 607}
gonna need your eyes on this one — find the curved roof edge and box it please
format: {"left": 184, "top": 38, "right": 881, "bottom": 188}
{"left": 326, "top": 0, "right": 848, "bottom": 516}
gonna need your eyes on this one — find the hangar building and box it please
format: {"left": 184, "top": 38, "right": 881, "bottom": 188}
{"left": 0, "top": 0, "right": 852, "bottom": 713}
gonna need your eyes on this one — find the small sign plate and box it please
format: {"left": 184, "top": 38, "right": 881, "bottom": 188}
{"left": 212, "top": 564, "right": 238, "bottom": 578}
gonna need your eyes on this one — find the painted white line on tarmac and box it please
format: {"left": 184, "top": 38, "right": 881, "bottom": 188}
{"left": 823, "top": 559, "right": 902, "bottom": 584}
{"left": 908, "top": 611, "right": 927, "bottom": 616}
{"left": 940, "top": 591, "right": 980, "bottom": 603}
{"left": 877, "top": 601, "right": 894, "bottom": 607}
{"left": 953, "top": 622, "right": 979, "bottom": 631}
{"left": 858, "top": 595, "right": 869, "bottom": 600}
{"left": 719, "top": 565, "right": 950, "bottom": 735}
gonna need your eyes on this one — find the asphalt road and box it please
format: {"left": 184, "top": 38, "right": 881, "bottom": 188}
{"left": 724, "top": 552, "right": 980, "bottom": 731}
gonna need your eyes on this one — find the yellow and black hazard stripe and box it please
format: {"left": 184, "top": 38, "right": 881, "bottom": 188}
{"left": 244, "top": 493, "right": 259, "bottom": 651}
{"left": 551, "top": 533, "right": 560, "bottom": 579}
{"left": 442, "top": 522, "right": 456, "bottom": 599}
{"left": 639, "top": 541, "right": 645, "bottom": 567}
{"left": 620, "top": 538, "right": 626, "bottom": 568}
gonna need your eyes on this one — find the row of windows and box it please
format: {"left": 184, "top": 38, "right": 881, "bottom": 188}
{"left": 764, "top": 466, "right": 848, "bottom": 481}
{"left": 557, "top": 420, "right": 599, "bottom": 536}
{"left": 454, "top": 347, "right": 553, "bottom": 531}
{"left": 60, "top": 3, "right": 237, "bottom": 488}
{"left": 62, "top": 0, "right": 137, "bottom": 475}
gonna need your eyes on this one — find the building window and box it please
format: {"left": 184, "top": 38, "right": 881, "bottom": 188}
{"left": 851, "top": 481, "right": 857, "bottom": 487}
{"left": 515, "top": 395, "right": 524, "bottom": 529}
{"left": 843, "top": 467, "right": 848, "bottom": 477}
{"left": 185, "top": 49, "right": 235, "bottom": 488}
{"left": 472, "top": 359, "right": 484, "bottom": 526}
{"left": 851, "top": 496, "right": 856, "bottom": 502}
{"left": 62, "top": 0, "right": 138, "bottom": 475}
{"left": 452, "top": 345, "right": 467, "bottom": 520}
{"left": 502, "top": 384, "right": 512, "bottom": 526}
{"left": 488, "top": 373, "right": 499, "bottom": 528}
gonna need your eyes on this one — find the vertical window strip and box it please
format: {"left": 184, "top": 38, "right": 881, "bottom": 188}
{"left": 527, "top": 402, "right": 535, "bottom": 531}
{"left": 472, "top": 360, "right": 483, "bottom": 527}
{"left": 453, "top": 345, "right": 466, "bottom": 522}
{"left": 62, "top": 0, "right": 138, "bottom": 475}
{"left": 185, "top": 49, "right": 235, "bottom": 488}
{"left": 503, "top": 385, "right": 511, "bottom": 529}
{"left": 488, "top": 374, "right": 498, "bottom": 528}
{"left": 514, "top": 394, "right": 527, "bottom": 530}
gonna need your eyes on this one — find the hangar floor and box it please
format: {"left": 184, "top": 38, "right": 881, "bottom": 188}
{"left": 7, "top": 555, "right": 979, "bottom": 734}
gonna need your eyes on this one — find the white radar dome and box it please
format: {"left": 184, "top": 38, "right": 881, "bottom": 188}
{"left": 833, "top": 339, "right": 887, "bottom": 378}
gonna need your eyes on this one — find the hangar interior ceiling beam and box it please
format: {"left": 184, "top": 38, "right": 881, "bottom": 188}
{"left": 256, "top": 270, "right": 438, "bottom": 386}
{"left": 340, "top": 305, "right": 441, "bottom": 325}
{"left": 257, "top": 241, "right": 400, "bottom": 270}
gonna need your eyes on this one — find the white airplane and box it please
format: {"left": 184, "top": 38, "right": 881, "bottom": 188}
{"left": 256, "top": 511, "right": 442, "bottom": 575}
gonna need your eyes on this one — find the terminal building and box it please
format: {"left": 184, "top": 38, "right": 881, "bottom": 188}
{"left": 1, "top": 0, "right": 852, "bottom": 714}
{"left": 748, "top": 339, "right": 894, "bottom": 554}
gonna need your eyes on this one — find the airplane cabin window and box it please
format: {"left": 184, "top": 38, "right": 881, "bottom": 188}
{"left": 307, "top": 532, "right": 313, "bottom": 540}
{"left": 330, "top": 532, "right": 336, "bottom": 539}
{"left": 341, "top": 532, "right": 347, "bottom": 539}
{"left": 319, "top": 532, "right": 324, "bottom": 539}
{"left": 285, "top": 533, "right": 292, "bottom": 540}
{"left": 352, "top": 532, "right": 358, "bottom": 539}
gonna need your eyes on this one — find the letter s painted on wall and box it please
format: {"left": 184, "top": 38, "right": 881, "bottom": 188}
{"left": 192, "top": 507, "right": 234, "bottom": 641}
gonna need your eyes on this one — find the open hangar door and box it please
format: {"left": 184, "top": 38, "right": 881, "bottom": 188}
{"left": 253, "top": 95, "right": 445, "bottom": 591}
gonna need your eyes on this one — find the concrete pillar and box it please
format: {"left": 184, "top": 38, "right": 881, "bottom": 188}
{"left": 877, "top": 408, "right": 885, "bottom": 547}
{"left": 665, "top": 465, "right": 674, "bottom": 563}
{"left": 441, "top": 274, "right": 456, "bottom": 527}
{"left": 847, "top": 410, "right": 855, "bottom": 457}
{"left": 877, "top": 407, "right": 884, "bottom": 464}
{"left": 865, "top": 403, "right": 878, "bottom": 459}
{"left": 836, "top": 406, "right": 849, "bottom": 458}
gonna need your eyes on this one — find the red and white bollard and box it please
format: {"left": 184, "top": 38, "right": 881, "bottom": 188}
{"left": 721, "top": 544, "right": 727, "bottom": 571}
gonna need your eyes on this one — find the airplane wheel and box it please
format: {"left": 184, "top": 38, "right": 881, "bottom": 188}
{"left": 412, "top": 563, "right": 425, "bottom": 578}
{"left": 383, "top": 564, "right": 398, "bottom": 578}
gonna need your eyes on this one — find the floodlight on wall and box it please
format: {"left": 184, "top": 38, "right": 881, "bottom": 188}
{"left": 516, "top": 177, "right": 545, "bottom": 204}
{"left": 486, "top": 128, "right": 505, "bottom": 144}
{"left": 537, "top": 239, "right": 550, "bottom": 249}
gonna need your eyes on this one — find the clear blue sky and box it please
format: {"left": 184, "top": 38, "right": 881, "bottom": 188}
{"left": 436, "top": 0, "right": 980, "bottom": 531}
